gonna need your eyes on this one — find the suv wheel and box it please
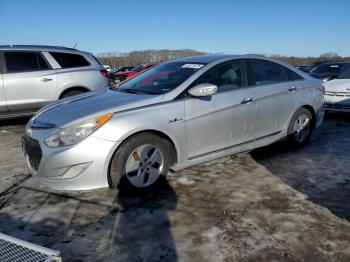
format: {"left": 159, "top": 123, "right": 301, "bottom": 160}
{"left": 61, "top": 89, "right": 85, "bottom": 98}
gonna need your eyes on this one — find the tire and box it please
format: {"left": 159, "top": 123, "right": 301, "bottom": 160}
{"left": 61, "top": 89, "right": 85, "bottom": 99}
{"left": 109, "top": 133, "right": 172, "bottom": 189}
{"left": 287, "top": 107, "right": 313, "bottom": 147}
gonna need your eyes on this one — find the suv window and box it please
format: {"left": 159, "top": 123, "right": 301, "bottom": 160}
{"left": 249, "top": 59, "right": 288, "bottom": 85}
{"left": 4, "top": 52, "right": 50, "bottom": 73}
{"left": 194, "top": 60, "right": 247, "bottom": 93}
{"left": 50, "top": 52, "right": 90, "bottom": 68}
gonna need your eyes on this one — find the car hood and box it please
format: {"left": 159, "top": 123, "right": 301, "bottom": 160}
{"left": 324, "top": 79, "right": 350, "bottom": 92}
{"left": 33, "top": 88, "right": 163, "bottom": 127}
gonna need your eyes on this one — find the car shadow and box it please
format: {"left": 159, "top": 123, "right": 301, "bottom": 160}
{"left": 0, "top": 177, "right": 178, "bottom": 261}
{"left": 0, "top": 117, "right": 30, "bottom": 127}
{"left": 251, "top": 114, "right": 350, "bottom": 221}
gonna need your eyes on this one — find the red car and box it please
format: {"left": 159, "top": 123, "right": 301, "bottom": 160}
{"left": 113, "top": 64, "right": 155, "bottom": 82}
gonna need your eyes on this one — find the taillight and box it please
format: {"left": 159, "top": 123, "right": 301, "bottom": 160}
{"left": 317, "top": 85, "right": 325, "bottom": 94}
{"left": 100, "top": 70, "right": 109, "bottom": 78}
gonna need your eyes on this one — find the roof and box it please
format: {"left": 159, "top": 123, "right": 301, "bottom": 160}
{"left": 317, "top": 61, "right": 350, "bottom": 66}
{"left": 0, "top": 45, "right": 88, "bottom": 54}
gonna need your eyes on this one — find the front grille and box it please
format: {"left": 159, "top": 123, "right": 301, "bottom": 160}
{"left": 325, "top": 91, "right": 350, "bottom": 97}
{"left": 22, "top": 135, "right": 42, "bottom": 171}
{"left": 325, "top": 103, "right": 350, "bottom": 110}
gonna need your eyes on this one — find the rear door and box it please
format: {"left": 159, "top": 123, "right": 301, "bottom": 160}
{"left": 247, "top": 59, "right": 301, "bottom": 138}
{"left": 0, "top": 52, "right": 8, "bottom": 114}
{"left": 3, "top": 51, "right": 57, "bottom": 113}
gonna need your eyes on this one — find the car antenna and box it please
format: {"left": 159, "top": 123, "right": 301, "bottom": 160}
{"left": 72, "top": 43, "right": 78, "bottom": 49}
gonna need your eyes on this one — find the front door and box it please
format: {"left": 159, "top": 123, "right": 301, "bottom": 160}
{"left": 185, "top": 60, "right": 257, "bottom": 158}
{"left": 3, "top": 51, "right": 56, "bottom": 113}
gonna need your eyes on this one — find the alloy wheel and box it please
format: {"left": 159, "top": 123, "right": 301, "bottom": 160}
{"left": 125, "top": 144, "right": 164, "bottom": 187}
{"left": 293, "top": 113, "right": 311, "bottom": 143}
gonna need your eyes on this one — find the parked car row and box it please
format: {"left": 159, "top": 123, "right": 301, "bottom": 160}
{"left": 112, "top": 64, "right": 156, "bottom": 83}
{"left": 296, "top": 60, "right": 350, "bottom": 81}
{"left": 2, "top": 44, "right": 346, "bottom": 192}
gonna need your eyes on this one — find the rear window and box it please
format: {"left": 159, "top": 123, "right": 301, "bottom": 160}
{"left": 92, "top": 56, "right": 103, "bottom": 66}
{"left": 287, "top": 68, "right": 303, "bottom": 81}
{"left": 5, "top": 52, "right": 50, "bottom": 73}
{"left": 50, "top": 52, "right": 90, "bottom": 68}
{"left": 249, "top": 59, "right": 289, "bottom": 85}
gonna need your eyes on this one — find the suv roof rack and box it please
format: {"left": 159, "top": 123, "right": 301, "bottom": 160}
{"left": 0, "top": 45, "right": 77, "bottom": 50}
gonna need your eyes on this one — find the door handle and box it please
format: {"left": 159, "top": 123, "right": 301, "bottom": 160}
{"left": 241, "top": 97, "right": 255, "bottom": 104}
{"left": 41, "top": 78, "right": 52, "bottom": 82}
{"left": 288, "top": 86, "right": 298, "bottom": 92}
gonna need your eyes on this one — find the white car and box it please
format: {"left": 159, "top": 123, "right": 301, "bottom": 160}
{"left": 324, "top": 67, "right": 350, "bottom": 112}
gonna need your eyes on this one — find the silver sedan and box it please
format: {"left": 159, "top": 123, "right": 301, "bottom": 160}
{"left": 23, "top": 55, "right": 325, "bottom": 191}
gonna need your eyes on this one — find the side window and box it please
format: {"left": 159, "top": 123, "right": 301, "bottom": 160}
{"left": 37, "top": 53, "right": 50, "bottom": 70}
{"left": 249, "top": 59, "right": 288, "bottom": 86}
{"left": 287, "top": 68, "right": 303, "bottom": 81}
{"left": 50, "top": 52, "right": 90, "bottom": 68}
{"left": 5, "top": 52, "right": 49, "bottom": 73}
{"left": 194, "top": 61, "right": 247, "bottom": 93}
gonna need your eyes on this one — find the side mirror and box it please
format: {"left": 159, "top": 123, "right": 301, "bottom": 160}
{"left": 188, "top": 83, "right": 217, "bottom": 97}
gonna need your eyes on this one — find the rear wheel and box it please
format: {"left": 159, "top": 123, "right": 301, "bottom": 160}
{"left": 109, "top": 133, "right": 172, "bottom": 189}
{"left": 61, "top": 89, "right": 86, "bottom": 98}
{"left": 288, "top": 107, "right": 313, "bottom": 147}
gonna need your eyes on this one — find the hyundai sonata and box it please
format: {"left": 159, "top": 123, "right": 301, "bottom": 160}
{"left": 23, "top": 55, "right": 325, "bottom": 190}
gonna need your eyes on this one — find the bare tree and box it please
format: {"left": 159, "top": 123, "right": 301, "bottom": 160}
{"left": 97, "top": 49, "right": 206, "bottom": 68}
{"left": 97, "top": 49, "right": 350, "bottom": 67}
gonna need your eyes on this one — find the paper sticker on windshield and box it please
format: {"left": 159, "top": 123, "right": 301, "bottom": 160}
{"left": 182, "top": 64, "right": 204, "bottom": 69}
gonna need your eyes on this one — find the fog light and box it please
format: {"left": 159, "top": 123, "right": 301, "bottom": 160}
{"left": 49, "top": 162, "right": 92, "bottom": 180}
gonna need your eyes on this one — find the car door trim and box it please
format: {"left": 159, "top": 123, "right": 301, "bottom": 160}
{"left": 188, "top": 130, "right": 281, "bottom": 160}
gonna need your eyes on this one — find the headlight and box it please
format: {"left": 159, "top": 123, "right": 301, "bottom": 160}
{"left": 44, "top": 113, "right": 112, "bottom": 147}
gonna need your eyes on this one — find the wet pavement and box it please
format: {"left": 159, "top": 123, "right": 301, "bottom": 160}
{"left": 0, "top": 113, "right": 349, "bottom": 261}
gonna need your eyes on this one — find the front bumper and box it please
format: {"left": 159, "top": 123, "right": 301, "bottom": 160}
{"left": 324, "top": 93, "right": 350, "bottom": 112}
{"left": 23, "top": 134, "right": 121, "bottom": 191}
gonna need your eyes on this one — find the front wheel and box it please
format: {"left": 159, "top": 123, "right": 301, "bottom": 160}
{"left": 288, "top": 108, "right": 313, "bottom": 147}
{"left": 109, "top": 133, "right": 172, "bottom": 189}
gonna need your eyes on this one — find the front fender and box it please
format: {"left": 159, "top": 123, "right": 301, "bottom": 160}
{"left": 92, "top": 100, "right": 187, "bottom": 163}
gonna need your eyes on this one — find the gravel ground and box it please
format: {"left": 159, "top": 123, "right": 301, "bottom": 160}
{"left": 0, "top": 114, "right": 349, "bottom": 262}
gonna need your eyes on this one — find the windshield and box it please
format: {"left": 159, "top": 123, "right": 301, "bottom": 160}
{"left": 131, "top": 65, "right": 145, "bottom": 72}
{"left": 118, "top": 62, "right": 206, "bottom": 95}
{"left": 310, "top": 64, "right": 342, "bottom": 74}
{"left": 336, "top": 67, "right": 350, "bottom": 79}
